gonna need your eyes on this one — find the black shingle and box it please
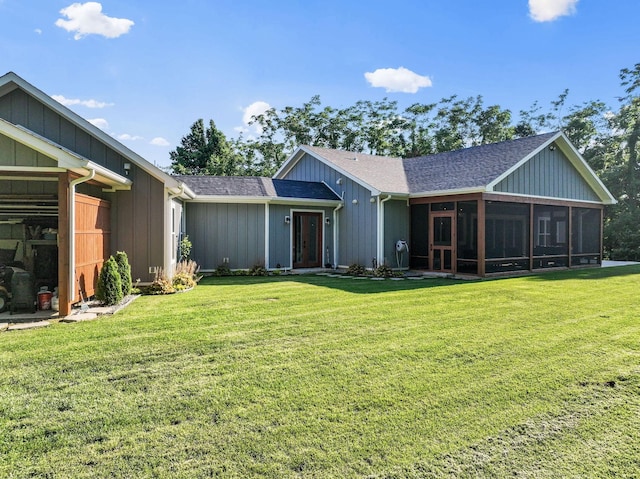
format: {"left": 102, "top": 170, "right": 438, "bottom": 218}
{"left": 173, "top": 175, "right": 339, "bottom": 200}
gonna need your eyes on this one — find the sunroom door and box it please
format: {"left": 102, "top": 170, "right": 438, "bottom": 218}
{"left": 430, "top": 211, "right": 455, "bottom": 273}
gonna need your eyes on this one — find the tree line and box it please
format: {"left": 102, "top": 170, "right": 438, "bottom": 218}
{"left": 169, "top": 64, "right": 640, "bottom": 261}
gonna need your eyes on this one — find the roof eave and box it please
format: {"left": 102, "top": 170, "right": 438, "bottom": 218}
{"left": 187, "top": 194, "right": 340, "bottom": 205}
{"left": 0, "top": 72, "right": 178, "bottom": 188}
{"left": 0, "top": 117, "right": 131, "bottom": 189}
{"left": 409, "top": 187, "right": 487, "bottom": 198}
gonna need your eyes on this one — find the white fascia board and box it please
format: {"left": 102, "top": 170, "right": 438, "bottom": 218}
{"left": 276, "top": 146, "right": 381, "bottom": 196}
{"left": 486, "top": 190, "right": 610, "bottom": 206}
{"left": 553, "top": 133, "right": 617, "bottom": 204}
{"left": 269, "top": 198, "right": 341, "bottom": 207}
{"left": 167, "top": 183, "right": 196, "bottom": 200}
{"left": 83, "top": 161, "right": 131, "bottom": 188}
{"left": 408, "top": 187, "right": 486, "bottom": 199}
{"left": 0, "top": 118, "right": 131, "bottom": 188}
{"left": 186, "top": 195, "right": 341, "bottom": 207}
{"left": 0, "top": 166, "right": 65, "bottom": 174}
{"left": 187, "top": 195, "right": 269, "bottom": 204}
{"left": 0, "top": 73, "right": 178, "bottom": 189}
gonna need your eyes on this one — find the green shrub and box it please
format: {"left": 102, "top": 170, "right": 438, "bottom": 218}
{"left": 249, "top": 264, "right": 268, "bottom": 276}
{"left": 214, "top": 264, "right": 232, "bottom": 276}
{"left": 146, "top": 267, "right": 175, "bottom": 295}
{"left": 114, "top": 251, "right": 132, "bottom": 296}
{"left": 179, "top": 235, "right": 192, "bottom": 261}
{"left": 172, "top": 260, "right": 200, "bottom": 291}
{"left": 373, "top": 264, "right": 394, "bottom": 278}
{"left": 96, "top": 256, "right": 123, "bottom": 305}
{"left": 346, "top": 263, "right": 366, "bottom": 276}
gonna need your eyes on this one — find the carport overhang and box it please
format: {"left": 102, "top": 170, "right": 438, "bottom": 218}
{"left": 0, "top": 118, "right": 131, "bottom": 317}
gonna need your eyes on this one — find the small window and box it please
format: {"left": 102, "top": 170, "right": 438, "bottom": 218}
{"left": 537, "top": 216, "right": 550, "bottom": 247}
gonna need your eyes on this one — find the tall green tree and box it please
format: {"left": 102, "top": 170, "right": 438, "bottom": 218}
{"left": 602, "top": 64, "right": 640, "bottom": 259}
{"left": 170, "top": 119, "right": 239, "bottom": 175}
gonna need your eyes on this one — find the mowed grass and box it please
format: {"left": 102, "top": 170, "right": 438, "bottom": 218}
{"left": 1, "top": 267, "right": 640, "bottom": 478}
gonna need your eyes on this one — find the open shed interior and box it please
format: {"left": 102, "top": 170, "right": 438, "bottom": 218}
{"left": 0, "top": 180, "right": 59, "bottom": 294}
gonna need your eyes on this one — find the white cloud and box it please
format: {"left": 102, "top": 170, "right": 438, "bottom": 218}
{"left": 364, "top": 67, "right": 432, "bottom": 93}
{"left": 35, "top": 29, "right": 42, "bottom": 35}
{"left": 529, "top": 0, "right": 578, "bottom": 22}
{"left": 240, "top": 101, "right": 271, "bottom": 134}
{"left": 88, "top": 118, "right": 109, "bottom": 130}
{"left": 118, "top": 133, "right": 143, "bottom": 141}
{"left": 150, "top": 137, "right": 170, "bottom": 147}
{"left": 242, "top": 101, "right": 271, "bottom": 125}
{"left": 55, "top": 2, "right": 134, "bottom": 40}
{"left": 52, "top": 94, "right": 113, "bottom": 108}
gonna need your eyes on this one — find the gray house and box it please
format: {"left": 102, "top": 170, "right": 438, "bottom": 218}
{"left": 180, "top": 132, "right": 615, "bottom": 275}
{"left": 0, "top": 71, "right": 617, "bottom": 316}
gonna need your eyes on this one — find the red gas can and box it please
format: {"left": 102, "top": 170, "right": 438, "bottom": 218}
{"left": 38, "top": 291, "right": 53, "bottom": 310}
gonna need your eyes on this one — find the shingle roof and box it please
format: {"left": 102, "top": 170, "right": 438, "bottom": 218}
{"left": 302, "top": 132, "right": 558, "bottom": 194}
{"left": 403, "top": 132, "right": 558, "bottom": 193}
{"left": 173, "top": 175, "right": 340, "bottom": 201}
{"left": 302, "top": 146, "right": 408, "bottom": 193}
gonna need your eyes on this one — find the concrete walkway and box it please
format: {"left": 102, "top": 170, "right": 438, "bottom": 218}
{"left": 0, "top": 294, "right": 140, "bottom": 332}
{"left": 602, "top": 260, "right": 640, "bottom": 267}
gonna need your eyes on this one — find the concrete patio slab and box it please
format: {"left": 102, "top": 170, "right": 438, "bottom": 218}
{"left": 8, "top": 321, "right": 51, "bottom": 331}
{"left": 61, "top": 313, "right": 99, "bottom": 322}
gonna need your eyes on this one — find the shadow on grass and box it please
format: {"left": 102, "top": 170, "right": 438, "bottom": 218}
{"left": 198, "top": 265, "right": 640, "bottom": 293}
{"left": 521, "top": 264, "right": 640, "bottom": 282}
{"left": 199, "top": 274, "right": 478, "bottom": 294}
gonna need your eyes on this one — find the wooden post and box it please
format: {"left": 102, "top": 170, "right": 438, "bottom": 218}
{"left": 57, "top": 172, "right": 71, "bottom": 317}
{"left": 477, "top": 198, "right": 486, "bottom": 276}
{"left": 568, "top": 206, "right": 573, "bottom": 268}
{"left": 529, "top": 203, "right": 534, "bottom": 272}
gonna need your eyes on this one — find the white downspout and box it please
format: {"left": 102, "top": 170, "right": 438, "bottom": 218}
{"left": 377, "top": 195, "right": 392, "bottom": 266}
{"left": 332, "top": 194, "right": 344, "bottom": 268}
{"left": 69, "top": 169, "right": 96, "bottom": 302}
{"left": 265, "top": 202, "right": 270, "bottom": 269}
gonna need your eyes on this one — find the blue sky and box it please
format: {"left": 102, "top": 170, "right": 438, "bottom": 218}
{"left": 0, "top": 0, "right": 638, "bottom": 168}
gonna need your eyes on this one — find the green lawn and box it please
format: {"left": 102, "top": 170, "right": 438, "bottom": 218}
{"left": 1, "top": 267, "right": 640, "bottom": 478}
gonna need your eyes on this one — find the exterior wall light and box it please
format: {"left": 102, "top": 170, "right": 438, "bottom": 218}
{"left": 352, "top": 199, "right": 358, "bottom": 205}
{"left": 123, "top": 162, "right": 131, "bottom": 175}
{"left": 325, "top": 217, "right": 331, "bottom": 225}
{"left": 284, "top": 215, "right": 291, "bottom": 224}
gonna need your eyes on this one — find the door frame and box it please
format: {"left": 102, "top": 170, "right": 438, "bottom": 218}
{"left": 429, "top": 210, "right": 456, "bottom": 273}
{"left": 291, "top": 209, "right": 325, "bottom": 269}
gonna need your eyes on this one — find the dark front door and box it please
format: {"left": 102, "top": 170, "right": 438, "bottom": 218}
{"left": 293, "top": 212, "right": 323, "bottom": 268}
{"left": 430, "top": 212, "right": 455, "bottom": 272}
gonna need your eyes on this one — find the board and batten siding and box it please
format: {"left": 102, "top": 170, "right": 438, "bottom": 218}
{"left": 0, "top": 89, "right": 127, "bottom": 175}
{"left": 0, "top": 133, "right": 58, "bottom": 168}
{"left": 110, "top": 168, "right": 166, "bottom": 282}
{"left": 283, "top": 153, "right": 377, "bottom": 267}
{"left": 494, "top": 148, "right": 600, "bottom": 201}
{"left": 383, "top": 199, "right": 410, "bottom": 268}
{"left": 186, "top": 203, "right": 266, "bottom": 270}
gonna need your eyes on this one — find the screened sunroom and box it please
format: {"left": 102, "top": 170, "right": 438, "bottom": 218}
{"left": 410, "top": 195, "right": 603, "bottom": 277}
